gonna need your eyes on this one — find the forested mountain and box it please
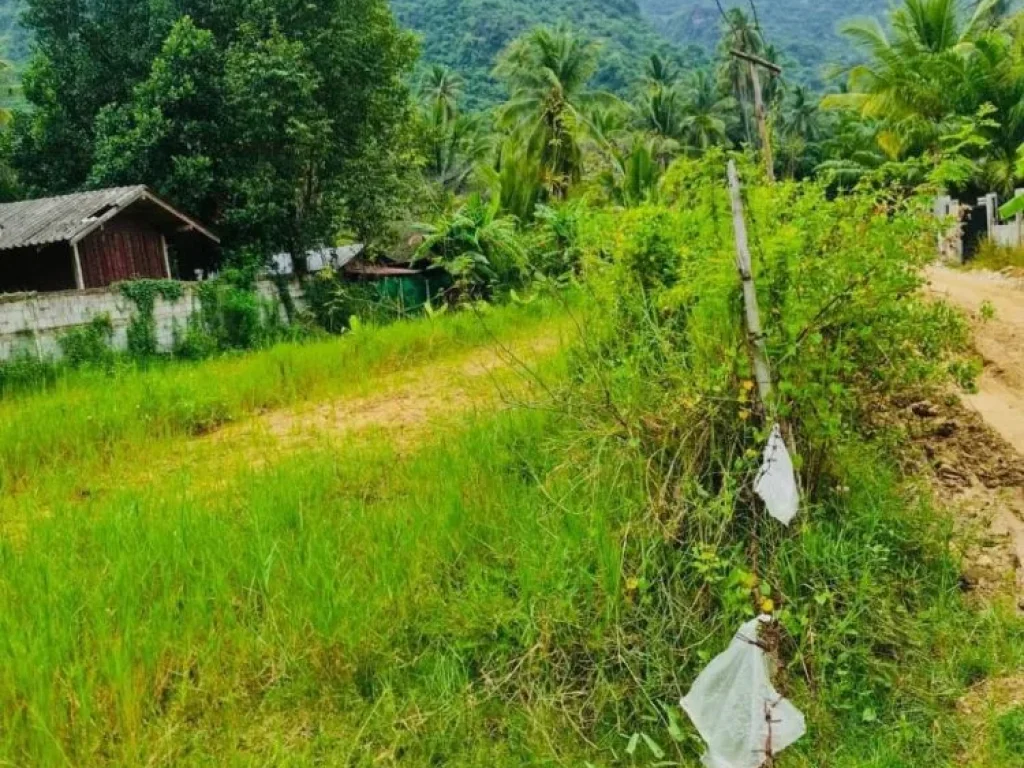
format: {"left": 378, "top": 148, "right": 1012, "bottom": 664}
{"left": 390, "top": 0, "right": 706, "bottom": 107}
{"left": 637, "top": 0, "right": 889, "bottom": 83}
{"left": 0, "top": 0, "right": 910, "bottom": 101}
{"left": 0, "top": 0, "right": 26, "bottom": 64}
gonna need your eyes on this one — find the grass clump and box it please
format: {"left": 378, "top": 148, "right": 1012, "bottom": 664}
{"left": 967, "top": 239, "right": 1024, "bottom": 272}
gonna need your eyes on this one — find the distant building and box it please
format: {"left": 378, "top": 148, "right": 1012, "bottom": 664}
{"left": 269, "top": 243, "right": 366, "bottom": 275}
{"left": 0, "top": 186, "right": 220, "bottom": 294}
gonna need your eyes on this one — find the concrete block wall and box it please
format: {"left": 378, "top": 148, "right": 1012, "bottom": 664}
{"left": 0, "top": 280, "right": 303, "bottom": 361}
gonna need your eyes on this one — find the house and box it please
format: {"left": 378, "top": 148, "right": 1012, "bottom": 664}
{"left": 0, "top": 186, "right": 220, "bottom": 294}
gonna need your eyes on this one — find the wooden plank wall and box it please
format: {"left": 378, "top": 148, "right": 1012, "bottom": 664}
{"left": 78, "top": 215, "right": 169, "bottom": 289}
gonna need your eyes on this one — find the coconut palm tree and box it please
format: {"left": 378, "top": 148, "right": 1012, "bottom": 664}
{"left": 420, "top": 65, "right": 464, "bottom": 129}
{"left": 494, "top": 24, "right": 605, "bottom": 199}
{"left": 822, "top": 0, "right": 1022, "bottom": 191}
{"left": 681, "top": 70, "right": 736, "bottom": 153}
{"left": 826, "top": 0, "right": 998, "bottom": 128}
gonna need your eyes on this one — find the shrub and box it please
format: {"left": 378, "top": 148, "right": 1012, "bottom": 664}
{"left": 58, "top": 313, "right": 116, "bottom": 369}
{"left": 0, "top": 350, "right": 61, "bottom": 396}
{"left": 555, "top": 158, "right": 979, "bottom": 751}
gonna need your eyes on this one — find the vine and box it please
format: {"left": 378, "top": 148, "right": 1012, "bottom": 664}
{"left": 118, "top": 279, "right": 185, "bottom": 358}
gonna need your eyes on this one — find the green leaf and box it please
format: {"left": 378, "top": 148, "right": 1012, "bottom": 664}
{"left": 641, "top": 733, "right": 665, "bottom": 759}
{"left": 999, "top": 195, "right": 1024, "bottom": 219}
{"left": 625, "top": 732, "right": 640, "bottom": 755}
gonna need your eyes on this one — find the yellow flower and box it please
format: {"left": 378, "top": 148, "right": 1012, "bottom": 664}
{"left": 760, "top": 597, "right": 775, "bottom": 614}
{"left": 739, "top": 409, "right": 751, "bottom": 421}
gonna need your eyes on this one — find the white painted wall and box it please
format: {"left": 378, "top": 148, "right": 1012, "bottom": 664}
{"left": 0, "top": 280, "right": 303, "bottom": 361}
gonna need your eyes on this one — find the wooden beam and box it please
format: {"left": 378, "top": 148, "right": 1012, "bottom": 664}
{"left": 729, "top": 48, "right": 782, "bottom": 75}
{"left": 727, "top": 160, "right": 773, "bottom": 405}
{"left": 160, "top": 234, "right": 172, "bottom": 279}
{"left": 71, "top": 242, "right": 85, "bottom": 290}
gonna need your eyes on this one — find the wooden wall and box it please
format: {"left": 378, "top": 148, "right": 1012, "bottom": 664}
{"left": 78, "top": 214, "right": 169, "bottom": 289}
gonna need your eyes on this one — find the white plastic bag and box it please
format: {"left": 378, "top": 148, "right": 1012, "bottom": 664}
{"left": 680, "top": 616, "right": 806, "bottom": 768}
{"left": 754, "top": 424, "right": 800, "bottom": 526}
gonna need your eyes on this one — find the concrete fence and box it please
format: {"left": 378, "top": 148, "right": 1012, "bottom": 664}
{"left": 0, "top": 280, "right": 302, "bottom": 362}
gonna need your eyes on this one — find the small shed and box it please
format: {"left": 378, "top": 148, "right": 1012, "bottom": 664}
{"left": 0, "top": 186, "right": 220, "bottom": 294}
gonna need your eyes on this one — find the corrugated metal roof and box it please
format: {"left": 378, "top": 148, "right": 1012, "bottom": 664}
{"left": 0, "top": 187, "right": 147, "bottom": 251}
{"left": 0, "top": 186, "right": 219, "bottom": 251}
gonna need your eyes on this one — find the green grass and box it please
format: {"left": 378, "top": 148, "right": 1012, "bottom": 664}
{"left": 0, "top": 297, "right": 567, "bottom": 496}
{"left": 1, "top": 194, "right": 1022, "bottom": 765}
{"left": 1, "top": 377, "right": 1021, "bottom": 766}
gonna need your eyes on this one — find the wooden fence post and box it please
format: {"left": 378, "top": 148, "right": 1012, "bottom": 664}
{"left": 727, "top": 159, "right": 773, "bottom": 408}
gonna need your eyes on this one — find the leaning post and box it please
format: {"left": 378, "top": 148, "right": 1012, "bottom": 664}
{"left": 727, "top": 159, "right": 773, "bottom": 408}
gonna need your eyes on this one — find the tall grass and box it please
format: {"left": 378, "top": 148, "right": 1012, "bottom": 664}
{"left": 0, "top": 298, "right": 566, "bottom": 495}
{"left": 1, "top": 167, "right": 1022, "bottom": 766}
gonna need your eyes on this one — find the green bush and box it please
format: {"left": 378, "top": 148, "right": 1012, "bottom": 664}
{"left": 0, "top": 350, "right": 61, "bottom": 396}
{"left": 57, "top": 314, "right": 116, "bottom": 369}
{"left": 552, "top": 156, "right": 987, "bottom": 759}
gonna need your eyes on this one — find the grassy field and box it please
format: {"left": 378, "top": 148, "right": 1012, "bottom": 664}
{"left": 0, "top": 278, "right": 1022, "bottom": 765}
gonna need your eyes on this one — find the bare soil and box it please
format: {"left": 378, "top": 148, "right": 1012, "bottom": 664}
{"left": 924, "top": 266, "right": 1024, "bottom": 609}
{"left": 210, "top": 328, "right": 564, "bottom": 451}
{"left": 928, "top": 267, "right": 1024, "bottom": 453}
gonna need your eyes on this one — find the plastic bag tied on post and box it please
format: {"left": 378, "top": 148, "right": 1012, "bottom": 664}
{"left": 754, "top": 424, "right": 800, "bottom": 526}
{"left": 680, "top": 616, "right": 806, "bottom": 768}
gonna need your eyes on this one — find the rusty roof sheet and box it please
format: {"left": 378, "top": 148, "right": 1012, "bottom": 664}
{"left": 0, "top": 186, "right": 219, "bottom": 251}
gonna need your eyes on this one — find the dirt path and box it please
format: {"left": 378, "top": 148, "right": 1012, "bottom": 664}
{"left": 928, "top": 267, "right": 1024, "bottom": 452}
{"left": 208, "top": 327, "right": 565, "bottom": 453}
{"left": 926, "top": 266, "right": 1024, "bottom": 610}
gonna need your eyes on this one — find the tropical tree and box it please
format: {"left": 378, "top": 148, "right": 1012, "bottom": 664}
{"left": 494, "top": 24, "right": 606, "bottom": 199}
{"left": 415, "top": 192, "right": 526, "bottom": 298}
{"left": 680, "top": 70, "right": 736, "bottom": 153}
{"left": 421, "top": 65, "right": 464, "bottom": 128}
{"left": 777, "top": 85, "right": 826, "bottom": 178}
{"left": 824, "top": 0, "right": 1000, "bottom": 160}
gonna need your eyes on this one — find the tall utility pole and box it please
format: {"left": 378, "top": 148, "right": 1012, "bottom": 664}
{"left": 729, "top": 49, "right": 782, "bottom": 184}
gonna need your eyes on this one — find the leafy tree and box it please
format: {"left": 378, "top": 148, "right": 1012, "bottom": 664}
{"left": 15, "top": 0, "right": 418, "bottom": 255}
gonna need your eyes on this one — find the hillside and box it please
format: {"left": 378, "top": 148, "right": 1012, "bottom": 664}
{"left": 391, "top": 0, "right": 705, "bottom": 108}
{"left": 0, "top": 0, "right": 26, "bottom": 64}
{"left": 0, "top": 0, "right": 888, "bottom": 102}
{"left": 637, "top": 0, "right": 890, "bottom": 83}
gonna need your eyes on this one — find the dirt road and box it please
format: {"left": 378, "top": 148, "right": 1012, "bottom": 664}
{"left": 928, "top": 267, "right": 1024, "bottom": 453}
{"left": 927, "top": 266, "right": 1024, "bottom": 608}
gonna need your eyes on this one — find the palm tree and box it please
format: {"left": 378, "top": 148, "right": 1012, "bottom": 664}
{"left": 825, "top": 0, "right": 998, "bottom": 130}
{"left": 416, "top": 193, "right": 526, "bottom": 299}
{"left": 717, "top": 8, "right": 763, "bottom": 145}
{"left": 822, "top": 0, "right": 1016, "bottom": 191}
{"left": 494, "top": 24, "right": 605, "bottom": 199}
{"left": 644, "top": 54, "right": 679, "bottom": 90}
{"left": 783, "top": 86, "right": 823, "bottom": 144}
{"left": 681, "top": 70, "right": 736, "bottom": 153}
{"left": 637, "top": 83, "right": 684, "bottom": 141}
{"left": 778, "top": 86, "right": 826, "bottom": 178}
{"left": 420, "top": 65, "right": 464, "bottom": 129}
